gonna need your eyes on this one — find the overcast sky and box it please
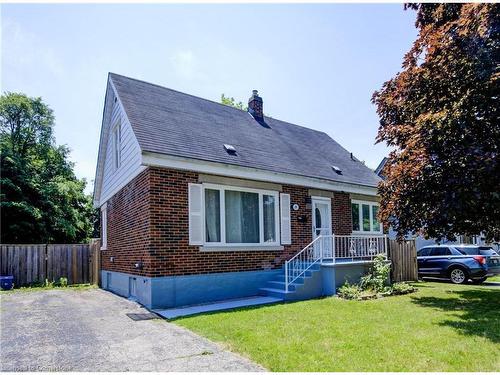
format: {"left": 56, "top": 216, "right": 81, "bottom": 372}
{"left": 2, "top": 3, "right": 418, "bottom": 193}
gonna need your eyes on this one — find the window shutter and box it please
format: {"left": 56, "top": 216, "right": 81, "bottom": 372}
{"left": 280, "top": 193, "right": 291, "bottom": 245}
{"left": 188, "top": 184, "right": 203, "bottom": 245}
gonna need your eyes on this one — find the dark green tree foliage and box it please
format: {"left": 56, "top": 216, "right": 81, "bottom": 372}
{"left": 372, "top": 4, "right": 500, "bottom": 242}
{"left": 1, "top": 93, "right": 93, "bottom": 243}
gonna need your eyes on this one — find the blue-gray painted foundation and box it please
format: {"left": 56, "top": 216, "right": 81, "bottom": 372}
{"left": 101, "top": 261, "right": 376, "bottom": 309}
{"left": 281, "top": 261, "right": 372, "bottom": 301}
{"left": 101, "top": 268, "right": 281, "bottom": 309}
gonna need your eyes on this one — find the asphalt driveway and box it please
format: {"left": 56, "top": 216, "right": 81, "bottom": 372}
{"left": 0, "top": 288, "right": 264, "bottom": 372}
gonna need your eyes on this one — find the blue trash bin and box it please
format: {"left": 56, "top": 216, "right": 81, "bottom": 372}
{"left": 0, "top": 275, "right": 14, "bottom": 290}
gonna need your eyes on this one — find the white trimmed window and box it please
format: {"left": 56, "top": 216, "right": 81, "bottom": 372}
{"left": 112, "top": 121, "right": 121, "bottom": 170}
{"left": 193, "top": 184, "right": 282, "bottom": 247}
{"left": 351, "top": 200, "right": 382, "bottom": 234}
{"left": 101, "top": 203, "right": 107, "bottom": 250}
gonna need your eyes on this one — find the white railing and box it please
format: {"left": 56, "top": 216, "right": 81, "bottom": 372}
{"left": 333, "top": 235, "right": 388, "bottom": 260}
{"left": 284, "top": 234, "right": 388, "bottom": 292}
{"left": 284, "top": 236, "right": 324, "bottom": 292}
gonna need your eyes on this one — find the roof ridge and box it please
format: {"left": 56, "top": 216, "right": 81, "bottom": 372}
{"left": 109, "top": 72, "right": 252, "bottom": 116}
{"left": 108, "top": 72, "right": 329, "bottom": 137}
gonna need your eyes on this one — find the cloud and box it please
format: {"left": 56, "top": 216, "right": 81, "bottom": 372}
{"left": 1, "top": 17, "right": 65, "bottom": 85}
{"left": 170, "top": 50, "right": 196, "bottom": 80}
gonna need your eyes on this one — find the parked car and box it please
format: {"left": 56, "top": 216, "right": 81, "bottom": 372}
{"left": 417, "top": 245, "right": 500, "bottom": 284}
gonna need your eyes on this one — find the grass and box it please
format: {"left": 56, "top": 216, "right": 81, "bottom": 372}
{"left": 488, "top": 275, "right": 500, "bottom": 282}
{"left": 175, "top": 282, "right": 500, "bottom": 372}
{"left": 0, "top": 283, "right": 96, "bottom": 294}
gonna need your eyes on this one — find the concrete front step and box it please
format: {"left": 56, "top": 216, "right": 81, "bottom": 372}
{"left": 275, "top": 273, "right": 312, "bottom": 283}
{"left": 267, "top": 280, "right": 302, "bottom": 291}
{"left": 258, "top": 287, "right": 294, "bottom": 299}
{"left": 259, "top": 263, "right": 322, "bottom": 299}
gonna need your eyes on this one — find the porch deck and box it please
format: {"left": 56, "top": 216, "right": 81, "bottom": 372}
{"left": 285, "top": 234, "right": 388, "bottom": 292}
{"left": 321, "top": 257, "right": 382, "bottom": 265}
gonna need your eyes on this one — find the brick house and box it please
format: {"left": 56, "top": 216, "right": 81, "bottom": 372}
{"left": 93, "top": 73, "right": 386, "bottom": 311}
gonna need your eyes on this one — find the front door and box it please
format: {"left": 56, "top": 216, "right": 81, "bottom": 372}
{"left": 312, "top": 197, "right": 332, "bottom": 258}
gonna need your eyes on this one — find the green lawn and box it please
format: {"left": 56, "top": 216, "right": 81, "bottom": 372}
{"left": 0, "top": 284, "right": 96, "bottom": 294}
{"left": 175, "top": 282, "right": 500, "bottom": 372}
{"left": 488, "top": 275, "right": 500, "bottom": 282}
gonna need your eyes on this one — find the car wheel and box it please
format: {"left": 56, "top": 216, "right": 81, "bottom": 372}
{"left": 449, "top": 267, "right": 468, "bottom": 284}
{"left": 471, "top": 277, "right": 487, "bottom": 284}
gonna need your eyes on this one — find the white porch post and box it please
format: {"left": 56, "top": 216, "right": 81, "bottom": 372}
{"left": 332, "top": 234, "right": 336, "bottom": 264}
{"left": 320, "top": 236, "right": 323, "bottom": 261}
{"left": 285, "top": 261, "right": 289, "bottom": 293}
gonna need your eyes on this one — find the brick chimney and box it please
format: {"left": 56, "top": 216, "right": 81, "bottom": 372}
{"left": 248, "top": 90, "right": 263, "bottom": 121}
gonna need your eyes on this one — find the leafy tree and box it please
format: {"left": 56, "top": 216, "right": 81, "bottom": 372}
{"left": 1, "top": 92, "right": 94, "bottom": 243}
{"left": 221, "top": 93, "right": 273, "bottom": 118}
{"left": 221, "top": 94, "right": 247, "bottom": 110}
{"left": 372, "top": 4, "right": 499, "bottom": 242}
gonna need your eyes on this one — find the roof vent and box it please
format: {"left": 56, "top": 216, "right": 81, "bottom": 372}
{"left": 331, "top": 165, "right": 342, "bottom": 175}
{"left": 224, "top": 144, "right": 237, "bottom": 155}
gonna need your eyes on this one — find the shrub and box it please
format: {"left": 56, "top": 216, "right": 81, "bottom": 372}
{"left": 337, "top": 256, "right": 418, "bottom": 300}
{"left": 59, "top": 277, "right": 68, "bottom": 287}
{"left": 338, "top": 282, "right": 362, "bottom": 300}
{"left": 359, "top": 254, "right": 390, "bottom": 292}
{"left": 391, "top": 282, "right": 417, "bottom": 295}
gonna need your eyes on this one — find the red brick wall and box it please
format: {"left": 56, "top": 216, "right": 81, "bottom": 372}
{"left": 102, "top": 167, "right": 353, "bottom": 277}
{"left": 332, "top": 192, "right": 353, "bottom": 235}
{"left": 101, "top": 168, "right": 151, "bottom": 276}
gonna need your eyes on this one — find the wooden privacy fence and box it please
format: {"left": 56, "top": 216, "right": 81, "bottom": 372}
{"left": 388, "top": 239, "right": 418, "bottom": 282}
{"left": 0, "top": 240, "right": 101, "bottom": 287}
{"left": 89, "top": 239, "right": 101, "bottom": 286}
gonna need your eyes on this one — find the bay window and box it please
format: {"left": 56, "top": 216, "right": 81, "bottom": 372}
{"left": 351, "top": 200, "right": 382, "bottom": 233}
{"left": 203, "top": 184, "right": 280, "bottom": 246}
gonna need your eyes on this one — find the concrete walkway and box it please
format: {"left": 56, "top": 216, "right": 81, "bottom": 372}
{"left": 155, "top": 296, "right": 282, "bottom": 319}
{"left": 0, "top": 288, "right": 264, "bottom": 372}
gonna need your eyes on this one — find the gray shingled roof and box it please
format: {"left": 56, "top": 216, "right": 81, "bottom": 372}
{"left": 375, "top": 157, "right": 388, "bottom": 179}
{"left": 110, "top": 73, "right": 381, "bottom": 188}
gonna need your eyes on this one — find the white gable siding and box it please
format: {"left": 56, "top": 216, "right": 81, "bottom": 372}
{"left": 99, "top": 98, "right": 145, "bottom": 205}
